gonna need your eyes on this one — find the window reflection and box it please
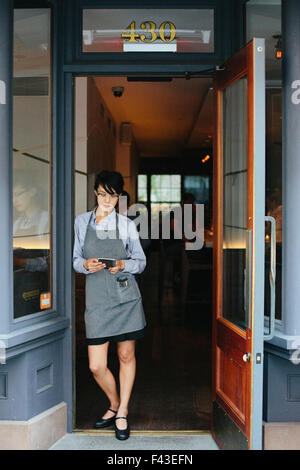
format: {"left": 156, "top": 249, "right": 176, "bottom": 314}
{"left": 13, "top": 9, "right": 52, "bottom": 318}
{"left": 246, "top": 2, "right": 283, "bottom": 322}
{"left": 222, "top": 78, "right": 249, "bottom": 331}
{"left": 265, "top": 89, "right": 282, "bottom": 321}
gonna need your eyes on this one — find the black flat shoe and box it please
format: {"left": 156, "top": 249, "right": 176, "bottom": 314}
{"left": 95, "top": 408, "right": 118, "bottom": 429}
{"left": 114, "top": 417, "right": 130, "bottom": 440}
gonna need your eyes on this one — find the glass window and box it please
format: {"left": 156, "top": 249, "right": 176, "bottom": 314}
{"left": 82, "top": 9, "right": 214, "bottom": 53}
{"left": 184, "top": 175, "right": 212, "bottom": 234}
{"left": 246, "top": 0, "right": 282, "bottom": 82}
{"left": 137, "top": 174, "right": 147, "bottom": 202}
{"left": 265, "top": 89, "right": 282, "bottom": 321}
{"left": 150, "top": 174, "right": 181, "bottom": 209}
{"left": 75, "top": 78, "right": 88, "bottom": 216}
{"left": 222, "top": 77, "right": 249, "bottom": 331}
{"left": 246, "top": 0, "right": 282, "bottom": 321}
{"left": 13, "top": 9, "right": 52, "bottom": 319}
{"left": 184, "top": 175, "right": 210, "bottom": 205}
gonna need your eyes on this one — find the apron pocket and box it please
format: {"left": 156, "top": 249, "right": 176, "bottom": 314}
{"left": 114, "top": 275, "right": 141, "bottom": 304}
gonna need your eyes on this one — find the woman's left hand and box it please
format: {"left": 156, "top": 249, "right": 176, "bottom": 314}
{"left": 109, "top": 259, "right": 125, "bottom": 274}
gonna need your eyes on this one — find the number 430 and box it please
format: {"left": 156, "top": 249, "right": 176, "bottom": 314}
{"left": 121, "top": 21, "right": 176, "bottom": 43}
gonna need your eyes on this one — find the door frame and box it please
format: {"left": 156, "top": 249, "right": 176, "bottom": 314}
{"left": 211, "top": 38, "right": 266, "bottom": 450}
{"left": 249, "top": 38, "right": 266, "bottom": 451}
{"left": 64, "top": 58, "right": 265, "bottom": 444}
{"left": 68, "top": 69, "right": 216, "bottom": 432}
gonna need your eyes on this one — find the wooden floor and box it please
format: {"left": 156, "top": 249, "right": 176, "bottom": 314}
{"left": 75, "top": 248, "right": 212, "bottom": 431}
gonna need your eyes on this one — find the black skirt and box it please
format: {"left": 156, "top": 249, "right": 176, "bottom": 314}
{"left": 86, "top": 327, "right": 146, "bottom": 345}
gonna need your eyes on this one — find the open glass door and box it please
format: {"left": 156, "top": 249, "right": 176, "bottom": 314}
{"left": 212, "top": 39, "right": 265, "bottom": 450}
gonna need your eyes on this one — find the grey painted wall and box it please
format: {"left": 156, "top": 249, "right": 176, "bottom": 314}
{"left": 0, "top": 337, "right": 64, "bottom": 420}
{"left": 0, "top": 0, "right": 14, "bottom": 335}
{"left": 282, "top": 0, "right": 300, "bottom": 337}
{"left": 264, "top": 344, "right": 300, "bottom": 422}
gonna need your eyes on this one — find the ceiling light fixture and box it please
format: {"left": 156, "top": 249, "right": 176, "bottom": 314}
{"left": 202, "top": 155, "right": 211, "bottom": 164}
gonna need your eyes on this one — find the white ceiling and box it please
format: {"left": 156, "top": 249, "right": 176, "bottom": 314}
{"left": 93, "top": 76, "right": 213, "bottom": 158}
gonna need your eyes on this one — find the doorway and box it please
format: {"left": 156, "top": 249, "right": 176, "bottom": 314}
{"left": 73, "top": 75, "right": 214, "bottom": 431}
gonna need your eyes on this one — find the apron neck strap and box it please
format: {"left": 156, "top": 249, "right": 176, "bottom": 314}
{"left": 116, "top": 212, "right": 120, "bottom": 238}
{"left": 88, "top": 211, "right": 94, "bottom": 225}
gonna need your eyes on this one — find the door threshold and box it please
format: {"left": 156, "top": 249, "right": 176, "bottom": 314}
{"left": 73, "top": 429, "right": 211, "bottom": 436}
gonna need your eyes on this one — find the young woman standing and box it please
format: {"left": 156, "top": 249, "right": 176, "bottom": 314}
{"left": 73, "top": 170, "right": 147, "bottom": 440}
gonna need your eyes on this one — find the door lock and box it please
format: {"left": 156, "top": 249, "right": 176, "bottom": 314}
{"left": 243, "top": 352, "right": 251, "bottom": 362}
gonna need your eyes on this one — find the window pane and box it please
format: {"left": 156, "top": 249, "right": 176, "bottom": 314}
{"left": 246, "top": 2, "right": 283, "bottom": 321}
{"left": 138, "top": 175, "right": 147, "bottom": 188}
{"left": 13, "top": 9, "right": 52, "bottom": 318}
{"left": 137, "top": 174, "right": 147, "bottom": 201}
{"left": 150, "top": 174, "right": 181, "bottom": 202}
{"left": 265, "top": 89, "right": 282, "bottom": 321}
{"left": 137, "top": 188, "right": 147, "bottom": 202}
{"left": 83, "top": 9, "right": 214, "bottom": 53}
{"left": 184, "top": 175, "right": 210, "bottom": 204}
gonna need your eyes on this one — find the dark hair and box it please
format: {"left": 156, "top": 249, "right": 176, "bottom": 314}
{"left": 94, "top": 170, "right": 124, "bottom": 195}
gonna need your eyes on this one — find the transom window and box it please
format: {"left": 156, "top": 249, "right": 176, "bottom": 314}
{"left": 82, "top": 9, "right": 214, "bottom": 54}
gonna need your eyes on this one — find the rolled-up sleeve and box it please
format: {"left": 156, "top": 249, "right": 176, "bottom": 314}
{"left": 73, "top": 216, "right": 91, "bottom": 275}
{"left": 123, "top": 220, "right": 146, "bottom": 274}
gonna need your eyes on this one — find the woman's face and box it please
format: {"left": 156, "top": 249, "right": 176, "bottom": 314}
{"left": 94, "top": 184, "right": 120, "bottom": 216}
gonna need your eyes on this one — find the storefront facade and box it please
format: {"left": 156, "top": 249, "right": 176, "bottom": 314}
{"left": 0, "top": 0, "right": 299, "bottom": 450}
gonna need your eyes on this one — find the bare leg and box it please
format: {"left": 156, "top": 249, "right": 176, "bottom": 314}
{"left": 116, "top": 340, "right": 136, "bottom": 430}
{"left": 88, "top": 343, "right": 120, "bottom": 419}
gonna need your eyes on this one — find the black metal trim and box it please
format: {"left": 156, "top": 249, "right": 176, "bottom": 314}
{"left": 213, "top": 401, "right": 249, "bottom": 450}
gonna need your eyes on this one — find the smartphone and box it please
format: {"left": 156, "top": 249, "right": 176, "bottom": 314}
{"left": 97, "top": 257, "right": 117, "bottom": 268}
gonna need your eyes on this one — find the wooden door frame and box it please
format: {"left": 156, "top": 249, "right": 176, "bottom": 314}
{"left": 211, "top": 39, "right": 266, "bottom": 450}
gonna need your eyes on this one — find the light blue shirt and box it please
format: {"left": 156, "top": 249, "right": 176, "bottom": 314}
{"left": 73, "top": 208, "right": 146, "bottom": 275}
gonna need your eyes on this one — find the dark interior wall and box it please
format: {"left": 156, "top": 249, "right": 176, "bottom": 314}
{"left": 139, "top": 152, "right": 213, "bottom": 175}
{"left": 129, "top": 137, "right": 139, "bottom": 204}
{"left": 87, "top": 77, "right": 117, "bottom": 175}
{"left": 138, "top": 153, "right": 213, "bottom": 229}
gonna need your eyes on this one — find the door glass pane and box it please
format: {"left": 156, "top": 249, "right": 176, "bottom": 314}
{"left": 13, "top": 9, "right": 52, "bottom": 318}
{"left": 222, "top": 77, "right": 249, "bottom": 330}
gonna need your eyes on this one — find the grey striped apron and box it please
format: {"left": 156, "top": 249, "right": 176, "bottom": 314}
{"left": 82, "top": 211, "right": 146, "bottom": 339}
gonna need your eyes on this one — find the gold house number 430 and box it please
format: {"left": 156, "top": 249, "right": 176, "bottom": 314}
{"left": 121, "top": 21, "right": 176, "bottom": 43}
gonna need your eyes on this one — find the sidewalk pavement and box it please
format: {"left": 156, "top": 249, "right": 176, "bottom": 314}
{"left": 50, "top": 432, "right": 219, "bottom": 450}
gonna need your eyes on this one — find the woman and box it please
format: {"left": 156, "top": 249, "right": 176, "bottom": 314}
{"left": 73, "top": 170, "right": 147, "bottom": 440}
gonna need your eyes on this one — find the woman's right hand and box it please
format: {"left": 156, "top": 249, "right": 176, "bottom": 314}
{"left": 83, "top": 258, "right": 106, "bottom": 273}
